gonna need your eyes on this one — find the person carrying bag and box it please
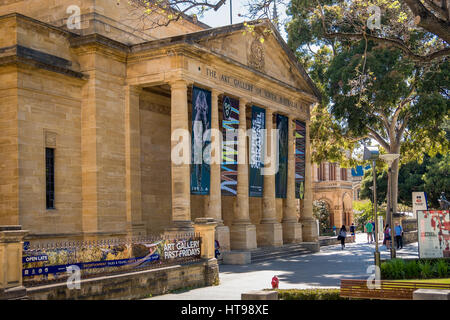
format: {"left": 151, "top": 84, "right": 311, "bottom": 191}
{"left": 337, "top": 225, "right": 347, "bottom": 250}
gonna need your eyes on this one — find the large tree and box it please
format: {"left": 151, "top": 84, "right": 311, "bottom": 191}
{"left": 282, "top": 0, "right": 449, "bottom": 219}
{"left": 360, "top": 153, "right": 449, "bottom": 209}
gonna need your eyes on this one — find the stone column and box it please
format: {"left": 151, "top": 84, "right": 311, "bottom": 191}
{"left": 0, "top": 226, "right": 28, "bottom": 300}
{"left": 300, "top": 121, "right": 319, "bottom": 242}
{"left": 167, "top": 79, "right": 193, "bottom": 235}
{"left": 230, "top": 99, "right": 257, "bottom": 250}
{"left": 282, "top": 116, "right": 302, "bottom": 243}
{"left": 204, "top": 89, "right": 230, "bottom": 252}
{"left": 257, "top": 108, "right": 283, "bottom": 247}
{"left": 124, "top": 85, "right": 146, "bottom": 236}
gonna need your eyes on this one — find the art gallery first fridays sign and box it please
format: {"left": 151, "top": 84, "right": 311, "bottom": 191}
{"left": 417, "top": 210, "right": 450, "bottom": 258}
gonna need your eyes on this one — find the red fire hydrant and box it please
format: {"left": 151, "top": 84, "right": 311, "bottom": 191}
{"left": 271, "top": 275, "right": 279, "bottom": 289}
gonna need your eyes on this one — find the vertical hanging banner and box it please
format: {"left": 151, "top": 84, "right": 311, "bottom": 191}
{"left": 221, "top": 96, "right": 239, "bottom": 196}
{"left": 275, "top": 114, "right": 288, "bottom": 198}
{"left": 191, "top": 86, "right": 211, "bottom": 195}
{"left": 249, "top": 106, "right": 265, "bottom": 197}
{"left": 295, "top": 120, "right": 306, "bottom": 199}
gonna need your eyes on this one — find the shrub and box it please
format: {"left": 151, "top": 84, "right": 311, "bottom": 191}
{"left": 419, "top": 261, "right": 434, "bottom": 279}
{"left": 273, "top": 289, "right": 348, "bottom": 300}
{"left": 404, "top": 260, "right": 420, "bottom": 279}
{"left": 434, "top": 259, "right": 448, "bottom": 278}
{"left": 381, "top": 258, "right": 450, "bottom": 279}
{"left": 390, "top": 259, "right": 406, "bottom": 279}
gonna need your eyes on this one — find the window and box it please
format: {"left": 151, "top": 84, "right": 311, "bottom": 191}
{"left": 329, "top": 163, "right": 336, "bottom": 181}
{"left": 341, "top": 168, "right": 348, "bottom": 181}
{"left": 318, "top": 163, "right": 327, "bottom": 181}
{"left": 46, "top": 148, "right": 55, "bottom": 209}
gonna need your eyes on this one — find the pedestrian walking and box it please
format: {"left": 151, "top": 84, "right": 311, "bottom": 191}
{"left": 365, "top": 220, "right": 374, "bottom": 243}
{"left": 383, "top": 224, "right": 392, "bottom": 250}
{"left": 394, "top": 222, "right": 403, "bottom": 249}
{"left": 337, "top": 225, "right": 347, "bottom": 250}
{"left": 332, "top": 225, "right": 337, "bottom": 236}
{"left": 349, "top": 223, "right": 356, "bottom": 242}
{"left": 371, "top": 220, "right": 376, "bottom": 243}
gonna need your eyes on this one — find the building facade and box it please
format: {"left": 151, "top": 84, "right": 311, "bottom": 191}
{"left": 0, "top": 0, "right": 320, "bottom": 250}
{"left": 313, "top": 162, "right": 354, "bottom": 229}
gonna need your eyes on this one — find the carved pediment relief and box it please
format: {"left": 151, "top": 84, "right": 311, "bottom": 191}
{"left": 247, "top": 38, "right": 265, "bottom": 72}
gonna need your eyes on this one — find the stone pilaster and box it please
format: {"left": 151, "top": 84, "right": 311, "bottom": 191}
{"left": 282, "top": 116, "right": 302, "bottom": 243}
{"left": 230, "top": 98, "right": 257, "bottom": 250}
{"left": 0, "top": 226, "right": 28, "bottom": 300}
{"left": 124, "top": 85, "right": 146, "bottom": 237}
{"left": 167, "top": 79, "right": 193, "bottom": 235}
{"left": 194, "top": 218, "right": 218, "bottom": 260}
{"left": 257, "top": 108, "right": 283, "bottom": 247}
{"left": 300, "top": 121, "right": 319, "bottom": 242}
{"left": 204, "top": 89, "right": 230, "bottom": 252}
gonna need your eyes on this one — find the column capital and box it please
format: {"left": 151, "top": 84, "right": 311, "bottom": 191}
{"left": 126, "top": 85, "right": 143, "bottom": 95}
{"left": 239, "top": 97, "right": 249, "bottom": 106}
{"left": 168, "top": 78, "right": 193, "bottom": 89}
{"left": 265, "top": 107, "right": 274, "bottom": 116}
{"left": 211, "top": 88, "right": 222, "bottom": 97}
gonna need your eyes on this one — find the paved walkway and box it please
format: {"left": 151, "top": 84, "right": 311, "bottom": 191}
{"left": 146, "top": 233, "right": 418, "bottom": 300}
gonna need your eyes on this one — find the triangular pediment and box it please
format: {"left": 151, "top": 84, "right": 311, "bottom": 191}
{"left": 192, "top": 22, "right": 320, "bottom": 99}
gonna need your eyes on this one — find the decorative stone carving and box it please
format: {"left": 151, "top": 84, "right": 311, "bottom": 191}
{"left": 45, "top": 131, "right": 57, "bottom": 147}
{"left": 248, "top": 38, "right": 265, "bottom": 72}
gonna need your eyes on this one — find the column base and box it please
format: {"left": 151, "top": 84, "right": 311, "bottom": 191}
{"left": 164, "top": 221, "right": 194, "bottom": 238}
{"left": 282, "top": 221, "right": 302, "bottom": 244}
{"left": 300, "top": 217, "right": 319, "bottom": 242}
{"left": 126, "top": 223, "right": 146, "bottom": 237}
{"left": 256, "top": 222, "right": 283, "bottom": 247}
{"left": 215, "top": 224, "right": 230, "bottom": 252}
{"left": 230, "top": 223, "right": 257, "bottom": 250}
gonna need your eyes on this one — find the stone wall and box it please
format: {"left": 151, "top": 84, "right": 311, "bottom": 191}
{"left": 26, "top": 259, "right": 219, "bottom": 300}
{"left": 402, "top": 219, "right": 418, "bottom": 244}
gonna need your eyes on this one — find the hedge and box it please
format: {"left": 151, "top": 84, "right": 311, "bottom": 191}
{"left": 381, "top": 258, "right": 450, "bottom": 280}
{"left": 269, "top": 288, "right": 348, "bottom": 300}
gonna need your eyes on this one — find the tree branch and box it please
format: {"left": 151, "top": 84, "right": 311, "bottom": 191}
{"left": 322, "top": 31, "right": 450, "bottom": 63}
{"left": 367, "top": 127, "right": 391, "bottom": 151}
{"left": 402, "top": 0, "right": 450, "bottom": 44}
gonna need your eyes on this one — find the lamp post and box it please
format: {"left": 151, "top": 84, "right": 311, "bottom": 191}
{"left": 379, "top": 153, "right": 400, "bottom": 259}
{"left": 363, "top": 146, "right": 380, "bottom": 275}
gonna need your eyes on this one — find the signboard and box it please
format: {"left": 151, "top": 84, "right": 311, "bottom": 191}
{"left": 249, "top": 106, "right": 265, "bottom": 197}
{"left": 220, "top": 96, "right": 239, "bottom": 196}
{"left": 275, "top": 114, "right": 288, "bottom": 198}
{"left": 412, "top": 192, "right": 428, "bottom": 219}
{"left": 191, "top": 86, "right": 211, "bottom": 195}
{"left": 417, "top": 210, "right": 450, "bottom": 258}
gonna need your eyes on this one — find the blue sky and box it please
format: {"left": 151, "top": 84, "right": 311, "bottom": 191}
{"left": 198, "top": 0, "right": 288, "bottom": 39}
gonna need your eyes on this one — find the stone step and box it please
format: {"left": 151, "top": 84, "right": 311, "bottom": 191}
{"left": 250, "top": 244, "right": 314, "bottom": 263}
{"left": 251, "top": 249, "right": 312, "bottom": 263}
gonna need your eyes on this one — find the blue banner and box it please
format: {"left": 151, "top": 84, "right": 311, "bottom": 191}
{"left": 295, "top": 120, "right": 306, "bottom": 199}
{"left": 191, "top": 86, "right": 211, "bottom": 195}
{"left": 23, "top": 254, "right": 160, "bottom": 277}
{"left": 275, "top": 114, "right": 288, "bottom": 198}
{"left": 249, "top": 106, "right": 265, "bottom": 197}
{"left": 221, "top": 96, "right": 239, "bottom": 196}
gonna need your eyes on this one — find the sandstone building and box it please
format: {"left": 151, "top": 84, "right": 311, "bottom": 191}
{"left": 0, "top": 0, "right": 321, "bottom": 251}
{"left": 313, "top": 162, "right": 354, "bottom": 229}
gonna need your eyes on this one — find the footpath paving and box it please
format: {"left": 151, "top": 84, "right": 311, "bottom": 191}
{"left": 146, "top": 233, "right": 418, "bottom": 300}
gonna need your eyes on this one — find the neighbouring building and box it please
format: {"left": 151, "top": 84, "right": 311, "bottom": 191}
{"left": 0, "top": 0, "right": 321, "bottom": 251}
{"left": 312, "top": 162, "right": 354, "bottom": 229}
